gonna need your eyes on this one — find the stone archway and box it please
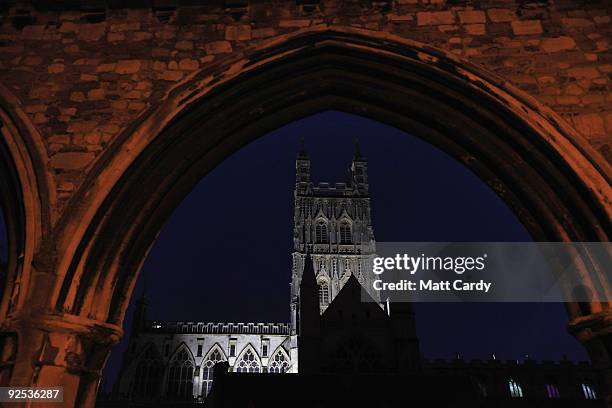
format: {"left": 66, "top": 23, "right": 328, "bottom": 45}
{"left": 0, "top": 25, "right": 610, "bottom": 407}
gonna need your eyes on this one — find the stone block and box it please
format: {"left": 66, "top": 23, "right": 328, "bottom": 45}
{"left": 417, "top": 11, "right": 455, "bottom": 26}
{"left": 225, "top": 25, "right": 252, "bottom": 41}
{"left": 567, "top": 66, "right": 600, "bottom": 79}
{"left": 159, "top": 70, "right": 184, "bottom": 81}
{"left": 511, "top": 20, "right": 542, "bottom": 35}
{"left": 115, "top": 60, "right": 141, "bottom": 74}
{"left": 487, "top": 9, "right": 515, "bottom": 23}
{"left": 179, "top": 58, "right": 199, "bottom": 71}
{"left": 205, "top": 41, "right": 232, "bottom": 55}
{"left": 87, "top": 89, "right": 105, "bottom": 100}
{"left": 77, "top": 24, "right": 106, "bottom": 42}
{"left": 562, "top": 18, "right": 594, "bottom": 29}
{"left": 541, "top": 37, "right": 576, "bottom": 53}
{"left": 175, "top": 41, "right": 193, "bottom": 51}
{"left": 279, "top": 19, "right": 311, "bottom": 28}
{"left": 48, "top": 63, "right": 65, "bottom": 74}
{"left": 465, "top": 24, "right": 486, "bottom": 36}
{"left": 68, "top": 121, "right": 98, "bottom": 133}
{"left": 458, "top": 11, "right": 485, "bottom": 24}
{"left": 50, "top": 152, "right": 96, "bottom": 170}
{"left": 574, "top": 113, "right": 605, "bottom": 136}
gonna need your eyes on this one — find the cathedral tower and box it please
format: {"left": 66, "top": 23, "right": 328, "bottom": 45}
{"left": 290, "top": 141, "right": 378, "bottom": 337}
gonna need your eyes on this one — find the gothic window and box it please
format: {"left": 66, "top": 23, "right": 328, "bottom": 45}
{"left": 340, "top": 222, "right": 352, "bottom": 244}
{"left": 546, "top": 384, "right": 560, "bottom": 398}
{"left": 303, "top": 199, "right": 312, "bottom": 217}
{"left": 201, "top": 347, "right": 226, "bottom": 398}
{"left": 167, "top": 347, "right": 194, "bottom": 400}
{"left": 235, "top": 347, "right": 261, "bottom": 373}
{"left": 508, "top": 379, "right": 523, "bottom": 398}
{"left": 131, "top": 345, "right": 163, "bottom": 399}
{"left": 268, "top": 349, "right": 289, "bottom": 373}
{"left": 315, "top": 222, "right": 328, "bottom": 243}
{"left": 319, "top": 282, "right": 329, "bottom": 305}
{"left": 581, "top": 383, "right": 597, "bottom": 400}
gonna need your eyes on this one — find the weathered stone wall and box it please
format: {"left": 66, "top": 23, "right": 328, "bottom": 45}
{"left": 0, "top": 0, "right": 610, "bottom": 216}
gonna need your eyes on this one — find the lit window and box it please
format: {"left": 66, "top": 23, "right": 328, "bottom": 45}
{"left": 319, "top": 282, "right": 329, "bottom": 305}
{"left": 339, "top": 222, "right": 352, "bottom": 244}
{"left": 508, "top": 379, "right": 523, "bottom": 398}
{"left": 315, "top": 222, "right": 328, "bottom": 243}
{"left": 201, "top": 347, "right": 226, "bottom": 397}
{"left": 582, "top": 383, "right": 597, "bottom": 400}
{"left": 262, "top": 340, "right": 269, "bottom": 357}
{"left": 166, "top": 348, "right": 194, "bottom": 400}
{"left": 546, "top": 384, "right": 560, "bottom": 398}
{"left": 268, "top": 349, "right": 289, "bottom": 373}
{"left": 235, "top": 347, "right": 261, "bottom": 373}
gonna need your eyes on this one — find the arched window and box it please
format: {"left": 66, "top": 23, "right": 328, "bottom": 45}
{"left": 508, "top": 379, "right": 523, "bottom": 398}
{"left": 268, "top": 349, "right": 289, "bottom": 373}
{"left": 315, "top": 221, "right": 328, "bottom": 243}
{"left": 339, "top": 222, "right": 352, "bottom": 244}
{"left": 131, "top": 346, "right": 163, "bottom": 398}
{"left": 319, "top": 282, "right": 329, "bottom": 305}
{"left": 166, "top": 348, "right": 194, "bottom": 400}
{"left": 201, "top": 347, "right": 226, "bottom": 398}
{"left": 546, "top": 384, "right": 560, "bottom": 398}
{"left": 235, "top": 347, "right": 261, "bottom": 373}
{"left": 581, "top": 383, "right": 597, "bottom": 400}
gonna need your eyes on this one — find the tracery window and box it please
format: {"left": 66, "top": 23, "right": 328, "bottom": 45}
{"left": 508, "top": 379, "right": 523, "bottom": 398}
{"left": 319, "top": 282, "right": 329, "bottom": 305}
{"left": 546, "top": 384, "right": 560, "bottom": 398}
{"left": 268, "top": 349, "right": 289, "bottom": 373}
{"left": 582, "top": 383, "right": 597, "bottom": 400}
{"left": 131, "top": 346, "right": 163, "bottom": 398}
{"left": 339, "top": 222, "right": 352, "bottom": 244}
{"left": 315, "top": 222, "right": 328, "bottom": 243}
{"left": 166, "top": 348, "right": 194, "bottom": 400}
{"left": 235, "top": 347, "right": 261, "bottom": 373}
{"left": 201, "top": 348, "right": 226, "bottom": 398}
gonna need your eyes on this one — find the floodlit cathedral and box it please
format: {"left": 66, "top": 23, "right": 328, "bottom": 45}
{"left": 107, "top": 144, "right": 603, "bottom": 408}
{"left": 112, "top": 142, "right": 389, "bottom": 400}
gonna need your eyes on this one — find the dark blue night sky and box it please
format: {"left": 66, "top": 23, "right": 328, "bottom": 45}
{"left": 0, "top": 111, "right": 588, "bottom": 391}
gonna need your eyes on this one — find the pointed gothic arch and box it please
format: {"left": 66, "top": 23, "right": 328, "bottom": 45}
{"left": 165, "top": 343, "right": 195, "bottom": 400}
{"left": 47, "top": 26, "right": 609, "bottom": 333}
{"left": 129, "top": 342, "right": 163, "bottom": 399}
{"left": 234, "top": 344, "right": 261, "bottom": 373}
{"left": 339, "top": 220, "right": 353, "bottom": 245}
{"left": 200, "top": 343, "right": 227, "bottom": 397}
{"left": 0, "top": 23, "right": 609, "bottom": 407}
{"left": 268, "top": 346, "right": 290, "bottom": 374}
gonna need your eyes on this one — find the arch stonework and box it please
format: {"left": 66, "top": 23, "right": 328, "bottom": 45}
{"left": 0, "top": 1, "right": 610, "bottom": 407}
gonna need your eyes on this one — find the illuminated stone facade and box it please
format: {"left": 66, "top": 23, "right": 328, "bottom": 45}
{"left": 114, "top": 146, "right": 379, "bottom": 400}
